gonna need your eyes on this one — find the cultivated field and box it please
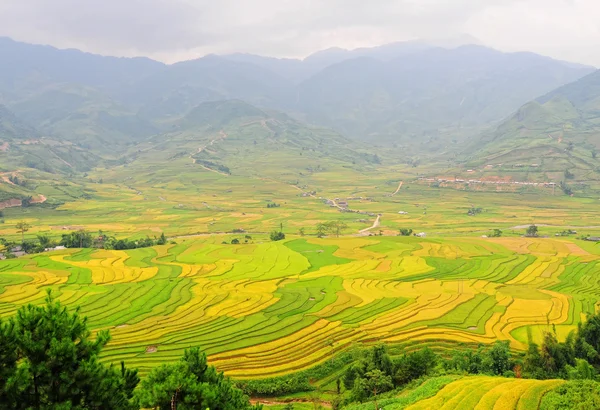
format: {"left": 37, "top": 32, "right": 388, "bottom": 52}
{"left": 1, "top": 235, "right": 597, "bottom": 378}
{"left": 344, "top": 375, "right": 564, "bottom": 410}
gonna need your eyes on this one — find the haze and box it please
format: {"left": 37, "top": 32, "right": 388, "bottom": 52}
{"left": 1, "top": 0, "right": 600, "bottom": 66}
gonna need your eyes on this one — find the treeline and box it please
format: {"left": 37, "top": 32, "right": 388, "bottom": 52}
{"left": 340, "top": 313, "right": 600, "bottom": 407}
{"left": 0, "top": 294, "right": 261, "bottom": 410}
{"left": 1, "top": 230, "right": 171, "bottom": 258}
{"left": 59, "top": 230, "right": 168, "bottom": 250}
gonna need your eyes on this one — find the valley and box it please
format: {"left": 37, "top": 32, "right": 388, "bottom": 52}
{"left": 1, "top": 35, "right": 600, "bottom": 409}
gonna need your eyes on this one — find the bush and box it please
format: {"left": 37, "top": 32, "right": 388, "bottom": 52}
{"left": 399, "top": 228, "right": 413, "bottom": 236}
{"left": 540, "top": 380, "right": 600, "bottom": 410}
{"left": 270, "top": 231, "right": 285, "bottom": 241}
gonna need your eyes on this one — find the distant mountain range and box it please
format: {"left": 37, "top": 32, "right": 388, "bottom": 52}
{"left": 0, "top": 36, "right": 599, "bottom": 189}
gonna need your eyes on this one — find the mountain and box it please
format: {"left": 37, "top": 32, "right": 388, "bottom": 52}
{"left": 0, "top": 37, "right": 164, "bottom": 96}
{"left": 295, "top": 45, "right": 595, "bottom": 144}
{"left": 115, "top": 99, "right": 378, "bottom": 183}
{"left": 0, "top": 37, "right": 596, "bottom": 173}
{"left": 0, "top": 104, "right": 38, "bottom": 140}
{"left": 463, "top": 70, "right": 600, "bottom": 190}
{"left": 127, "top": 55, "right": 296, "bottom": 119}
{"left": 222, "top": 35, "right": 482, "bottom": 82}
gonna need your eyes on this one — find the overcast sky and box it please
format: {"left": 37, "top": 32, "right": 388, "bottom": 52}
{"left": 1, "top": 0, "right": 599, "bottom": 66}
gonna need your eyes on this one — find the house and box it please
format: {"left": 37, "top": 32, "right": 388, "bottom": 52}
{"left": 415, "top": 232, "right": 427, "bottom": 238}
{"left": 45, "top": 246, "right": 67, "bottom": 252}
{"left": 398, "top": 211, "right": 408, "bottom": 215}
{"left": 585, "top": 237, "right": 600, "bottom": 242}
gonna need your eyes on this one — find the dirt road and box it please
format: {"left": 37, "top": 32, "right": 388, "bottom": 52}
{"left": 390, "top": 181, "right": 403, "bottom": 196}
{"left": 359, "top": 214, "right": 381, "bottom": 234}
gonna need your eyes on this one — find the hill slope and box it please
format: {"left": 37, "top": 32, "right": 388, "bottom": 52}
{"left": 107, "top": 99, "right": 378, "bottom": 186}
{"left": 464, "top": 69, "right": 600, "bottom": 191}
{"left": 296, "top": 45, "right": 594, "bottom": 144}
{"left": 344, "top": 375, "right": 564, "bottom": 410}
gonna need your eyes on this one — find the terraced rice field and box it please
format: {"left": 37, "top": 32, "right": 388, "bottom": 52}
{"left": 344, "top": 375, "right": 563, "bottom": 410}
{"left": 0, "top": 236, "right": 598, "bottom": 377}
{"left": 405, "top": 376, "right": 564, "bottom": 410}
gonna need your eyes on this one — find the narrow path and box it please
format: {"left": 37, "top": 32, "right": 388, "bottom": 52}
{"left": 170, "top": 231, "right": 270, "bottom": 240}
{"left": 359, "top": 214, "right": 381, "bottom": 234}
{"left": 251, "top": 398, "right": 331, "bottom": 408}
{"left": 191, "top": 130, "right": 229, "bottom": 175}
{"left": 390, "top": 181, "right": 403, "bottom": 196}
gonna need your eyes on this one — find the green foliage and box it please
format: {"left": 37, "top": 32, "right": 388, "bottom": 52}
{"left": 489, "top": 228, "right": 502, "bottom": 238}
{"left": 526, "top": 225, "right": 539, "bottom": 237}
{"left": 398, "top": 228, "right": 413, "bottom": 237}
{"left": 564, "top": 169, "right": 575, "bottom": 180}
{"left": 351, "top": 369, "right": 393, "bottom": 402}
{"left": 104, "top": 236, "right": 156, "bottom": 250}
{"left": 60, "top": 229, "right": 93, "bottom": 248}
{"left": 15, "top": 221, "right": 30, "bottom": 242}
{"left": 522, "top": 311, "right": 600, "bottom": 380}
{"left": 231, "top": 238, "right": 240, "bottom": 244}
{"left": 270, "top": 231, "right": 286, "bottom": 241}
{"left": 36, "top": 234, "right": 52, "bottom": 248}
{"left": 446, "top": 341, "right": 513, "bottom": 376}
{"left": 239, "top": 373, "right": 313, "bottom": 396}
{"left": 560, "top": 181, "right": 574, "bottom": 196}
{"left": 467, "top": 207, "right": 483, "bottom": 216}
{"left": 342, "top": 376, "right": 459, "bottom": 410}
{"left": 20, "top": 240, "right": 44, "bottom": 254}
{"left": 156, "top": 232, "right": 167, "bottom": 245}
{"left": 0, "top": 292, "right": 138, "bottom": 409}
{"left": 136, "top": 347, "right": 260, "bottom": 410}
{"left": 540, "top": 380, "right": 600, "bottom": 410}
{"left": 316, "top": 221, "right": 348, "bottom": 238}
{"left": 393, "top": 348, "right": 438, "bottom": 386}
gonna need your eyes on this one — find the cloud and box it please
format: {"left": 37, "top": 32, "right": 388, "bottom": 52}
{"left": 0, "top": 0, "right": 598, "bottom": 66}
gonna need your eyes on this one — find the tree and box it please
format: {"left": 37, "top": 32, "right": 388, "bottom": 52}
{"left": 21, "top": 196, "right": 32, "bottom": 208}
{"left": 490, "top": 229, "right": 503, "bottom": 238}
{"left": 156, "top": 232, "right": 167, "bottom": 245}
{"left": 15, "top": 221, "right": 30, "bottom": 243}
{"left": 136, "top": 347, "right": 261, "bottom": 410}
{"left": 1, "top": 292, "right": 138, "bottom": 409}
{"left": 298, "top": 228, "right": 305, "bottom": 237}
{"left": 318, "top": 221, "right": 348, "bottom": 238}
{"left": 270, "top": 231, "right": 285, "bottom": 241}
{"left": 316, "top": 223, "right": 327, "bottom": 238}
{"left": 60, "top": 230, "right": 93, "bottom": 248}
{"left": 352, "top": 369, "right": 393, "bottom": 406}
{"left": 483, "top": 341, "right": 512, "bottom": 375}
{"left": 526, "top": 225, "right": 539, "bottom": 237}
{"left": 327, "top": 221, "right": 348, "bottom": 238}
{"left": 231, "top": 238, "right": 240, "bottom": 244}
{"left": 399, "top": 228, "right": 413, "bottom": 236}
{"left": 36, "top": 234, "right": 51, "bottom": 248}
{"left": 593, "top": 150, "right": 598, "bottom": 159}
{"left": 567, "top": 359, "right": 596, "bottom": 380}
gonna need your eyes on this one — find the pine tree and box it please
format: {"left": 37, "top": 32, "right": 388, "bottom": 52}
{"left": 0, "top": 291, "right": 138, "bottom": 410}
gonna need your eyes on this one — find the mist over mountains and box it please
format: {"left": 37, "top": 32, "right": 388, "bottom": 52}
{"left": 0, "top": 35, "right": 598, "bottom": 177}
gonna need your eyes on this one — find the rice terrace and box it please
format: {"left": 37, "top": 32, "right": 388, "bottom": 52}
{"left": 3, "top": 20, "right": 600, "bottom": 410}
{"left": 0, "top": 235, "right": 598, "bottom": 378}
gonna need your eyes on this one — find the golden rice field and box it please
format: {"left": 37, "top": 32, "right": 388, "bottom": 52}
{"left": 344, "top": 375, "right": 564, "bottom": 410}
{"left": 0, "top": 235, "right": 599, "bottom": 378}
{"left": 405, "top": 376, "right": 564, "bottom": 410}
